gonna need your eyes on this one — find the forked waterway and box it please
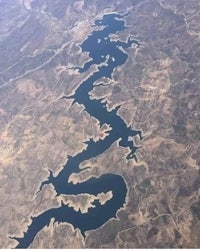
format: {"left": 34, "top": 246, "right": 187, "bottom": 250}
{"left": 14, "top": 13, "right": 142, "bottom": 248}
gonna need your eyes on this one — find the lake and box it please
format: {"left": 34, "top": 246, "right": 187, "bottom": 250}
{"left": 14, "top": 12, "right": 142, "bottom": 248}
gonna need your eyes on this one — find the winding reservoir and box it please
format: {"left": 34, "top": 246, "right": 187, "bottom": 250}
{"left": 14, "top": 13, "right": 142, "bottom": 248}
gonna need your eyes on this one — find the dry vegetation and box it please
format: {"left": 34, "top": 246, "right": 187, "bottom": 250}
{"left": 0, "top": 0, "right": 199, "bottom": 248}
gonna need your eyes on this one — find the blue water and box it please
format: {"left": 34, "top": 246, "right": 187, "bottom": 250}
{"left": 13, "top": 13, "right": 142, "bottom": 248}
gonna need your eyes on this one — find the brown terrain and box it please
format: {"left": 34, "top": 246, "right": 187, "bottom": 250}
{"left": 0, "top": 0, "right": 200, "bottom": 248}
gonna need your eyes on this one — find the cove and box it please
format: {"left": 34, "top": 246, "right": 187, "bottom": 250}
{"left": 13, "top": 12, "right": 142, "bottom": 248}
